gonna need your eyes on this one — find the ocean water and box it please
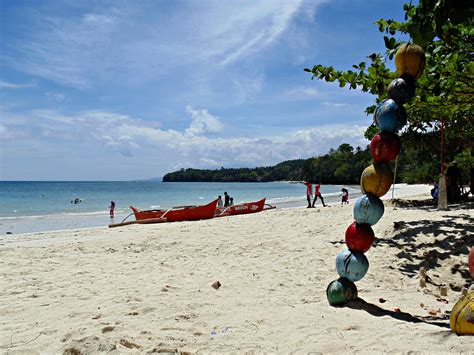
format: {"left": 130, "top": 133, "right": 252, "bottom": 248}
{"left": 0, "top": 181, "right": 359, "bottom": 235}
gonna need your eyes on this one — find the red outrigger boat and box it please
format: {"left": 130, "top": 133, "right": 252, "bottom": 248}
{"left": 215, "top": 198, "right": 275, "bottom": 217}
{"left": 108, "top": 197, "right": 275, "bottom": 228}
{"left": 109, "top": 198, "right": 218, "bottom": 228}
{"left": 131, "top": 198, "right": 218, "bottom": 222}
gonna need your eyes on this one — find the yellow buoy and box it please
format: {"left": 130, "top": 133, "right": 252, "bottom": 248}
{"left": 450, "top": 292, "right": 474, "bottom": 335}
{"left": 360, "top": 163, "right": 393, "bottom": 197}
{"left": 395, "top": 43, "right": 426, "bottom": 79}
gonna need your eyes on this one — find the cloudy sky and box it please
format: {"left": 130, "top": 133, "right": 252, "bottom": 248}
{"left": 0, "top": 0, "right": 409, "bottom": 180}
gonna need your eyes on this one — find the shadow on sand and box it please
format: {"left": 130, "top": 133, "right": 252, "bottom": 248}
{"left": 374, "top": 200, "right": 474, "bottom": 290}
{"left": 343, "top": 298, "right": 451, "bottom": 329}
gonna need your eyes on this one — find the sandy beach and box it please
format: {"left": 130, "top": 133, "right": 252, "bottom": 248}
{"left": 1, "top": 185, "right": 473, "bottom": 353}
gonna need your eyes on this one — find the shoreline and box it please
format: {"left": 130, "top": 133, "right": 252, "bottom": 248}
{"left": 0, "top": 184, "right": 430, "bottom": 236}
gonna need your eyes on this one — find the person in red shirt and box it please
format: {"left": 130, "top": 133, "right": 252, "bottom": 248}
{"left": 341, "top": 188, "right": 349, "bottom": 204}
{"left": 312, "top": 183, "right": 327, "bottom": 207}
{"left": 302, "top": 181, "right": 313, "bottom": 208}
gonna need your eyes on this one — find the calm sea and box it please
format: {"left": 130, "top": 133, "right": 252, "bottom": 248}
{"left": 0, "top": 181, "right": 358, "bottom": 235}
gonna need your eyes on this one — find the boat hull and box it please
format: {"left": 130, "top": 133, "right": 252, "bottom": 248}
{"left": 216, "top": 198, "right": 266, "bottom": 217}
{"left": 131, "top": 199, "right": 218, "bottom": 222}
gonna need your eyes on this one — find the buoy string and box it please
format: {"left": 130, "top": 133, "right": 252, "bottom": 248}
{"left": 343, "top": 252, "right": 352, "bottom": 274}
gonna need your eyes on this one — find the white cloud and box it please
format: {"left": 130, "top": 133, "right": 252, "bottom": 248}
{"left": 1, "top": 105, "right": 369, "bottom": 180}
{"left": 323, "top": 101, "right": 348, "bottom": 107}
{"left": 0, "top": 122, "right": 29, "bottom": 140}
{"left": 185, "top": 105, "right": 224, "bottom": 136}
{"left": 0, "top": 80, "right": 35, "bottom": 89}
{"left": 4, "top": 9, "right": 123, "bottom": 88}
{"left": 286, "top": 86, "right": 321, "bottom": 99}
{"left": 232, "top": 75, "right": 264, "bottom": 103}
{"left": 0, "top": 123, "right": 8, "bottom": 136}
{"left": 1, "top": 1, "right": 320, "bottom": 89}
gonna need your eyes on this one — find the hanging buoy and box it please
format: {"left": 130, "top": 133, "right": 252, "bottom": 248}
{"left": 336, "top": 249, "right": 369, "bottom": 282}
{"left": 353, "top": 194, "right": 385, "bottom": 225}
{"left": 326, "top": 277, "right": 358, "bottom": 306}
{"left": 361, "top": 163, "right": 393, "bottom": 197}
{"left": 387, "top": 75, "right": 416, "bottom": 104}
{"left": 395, "top": 43, "right": 426, "bottom": 79}
{"left": 345, "top": 222, "right": 375, "bottom": 253}
{"left": 374, "top": 99, "right": 407, "bottom": 133}
{"left": 450, "top": 292, "right": 474, "bottom": 335}
{"left": 370, "top": 131, "right": 401, "bottom": 162}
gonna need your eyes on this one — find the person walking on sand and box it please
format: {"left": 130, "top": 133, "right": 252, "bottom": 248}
{"left": 109, "top": 201, "right": 116, "bottom": 218}
{"left": 312, "top": 183, "right": 327, "bottom": 207}
{"left": 301, "top": 181, "right": 313, "bottom": 208}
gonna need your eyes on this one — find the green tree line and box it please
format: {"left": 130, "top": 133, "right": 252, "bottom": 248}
{"left": 162, "top": 139, "right": 472, "bottom": 185}
{"left": 162, "top": 159, "right": 306, "bottom": 182}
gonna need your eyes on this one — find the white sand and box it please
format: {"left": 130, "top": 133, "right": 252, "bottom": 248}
{"left": 1, "top": 184, "right": 473, "bottom": 353}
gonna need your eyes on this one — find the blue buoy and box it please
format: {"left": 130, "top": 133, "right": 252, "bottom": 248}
{"left": 374, "top": 99, "right": 407, "bottom": 132}
{"left": 336, "top": 249, "right": 369, "bottom": 282}
{"left": 353, "top": 194, "right": 385, "bottom": 226}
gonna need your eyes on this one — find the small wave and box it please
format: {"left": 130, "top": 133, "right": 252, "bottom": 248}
{"left": 0, "top": 210, "right": 110, "bottom": 220}
{"left": 267, "top": 196, "right": 305, "bottom": 204}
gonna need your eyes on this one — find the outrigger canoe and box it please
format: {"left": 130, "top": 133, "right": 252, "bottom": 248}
{"left": 215, "top": 198, "right": 275, "bottom": 217}
{"left": 109, "top": 198, "right": 218, "bottom": 228}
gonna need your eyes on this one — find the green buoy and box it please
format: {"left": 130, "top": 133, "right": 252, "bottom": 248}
{"left": 326, "top": 277, "right": 358, "bottom": 306}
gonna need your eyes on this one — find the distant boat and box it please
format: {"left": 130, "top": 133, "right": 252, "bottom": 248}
{"left": 109, "top": 198, "right": 218, "bottom": 228}
{"left": 215, "top": 198, "right": 274, "bottom": 217}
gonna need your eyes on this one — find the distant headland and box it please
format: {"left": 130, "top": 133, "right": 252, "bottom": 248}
{"left": 161, "top": 142, "right": 452, "bottom": 185}
{"left": 162, "top": 159, "right": 306, "bottom": 183}
{"left": 162, "top": 144, "right": 373, "bottom": 184}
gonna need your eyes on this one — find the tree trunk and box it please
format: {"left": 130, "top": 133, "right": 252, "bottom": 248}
{"left": 438, "top": 175, "right": 448, "bottom": 210}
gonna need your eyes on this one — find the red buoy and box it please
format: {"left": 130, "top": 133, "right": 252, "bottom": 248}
{"left": 469, "top": 247, "right": 474, "bottom": 279}
{"left": 345, "top": 222, "right": 375, "bottom": 253}
{"left": 370, "top": 132, "right": 401, "bottom": 163}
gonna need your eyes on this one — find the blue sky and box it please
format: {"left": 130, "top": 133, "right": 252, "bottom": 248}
{"left": 0, "top": 0, "right": 410, "bottom": 180}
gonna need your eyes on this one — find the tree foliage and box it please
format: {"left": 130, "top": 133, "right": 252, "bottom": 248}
{"left": 304, "top": 0, "right": 473, "bottom": 152}
{"left": 162, "top": 137, "right": 469, "bottom": 184}
{"left": 162, "top": 160, "right": 306, "bottom": 182}
{"left": 163, "top": 145, "right": 374, "bottom": 184}
{"left": 302, "top": 144, "right": 372, "bottom": 184}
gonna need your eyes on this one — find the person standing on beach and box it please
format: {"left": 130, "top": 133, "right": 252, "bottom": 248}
{"left": 446, "top": 160, "right": 462, "bottom": 202}
{"left": 217, "top": 195, "right": 223, "bottom": 208}
{"left": 224, "top": 192, "right": 230, "bottom": 207}
{"left": 312, "top": 183, "right": 327, "bottom": 207}
{"left": 341, "top": 188, "right": 349, "bottom": 204}
{"left": 109, "top": 201, "right": 115, "bottom": 218}
{"left": 301, "top": 181, "right": 313, "bottom": 208}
